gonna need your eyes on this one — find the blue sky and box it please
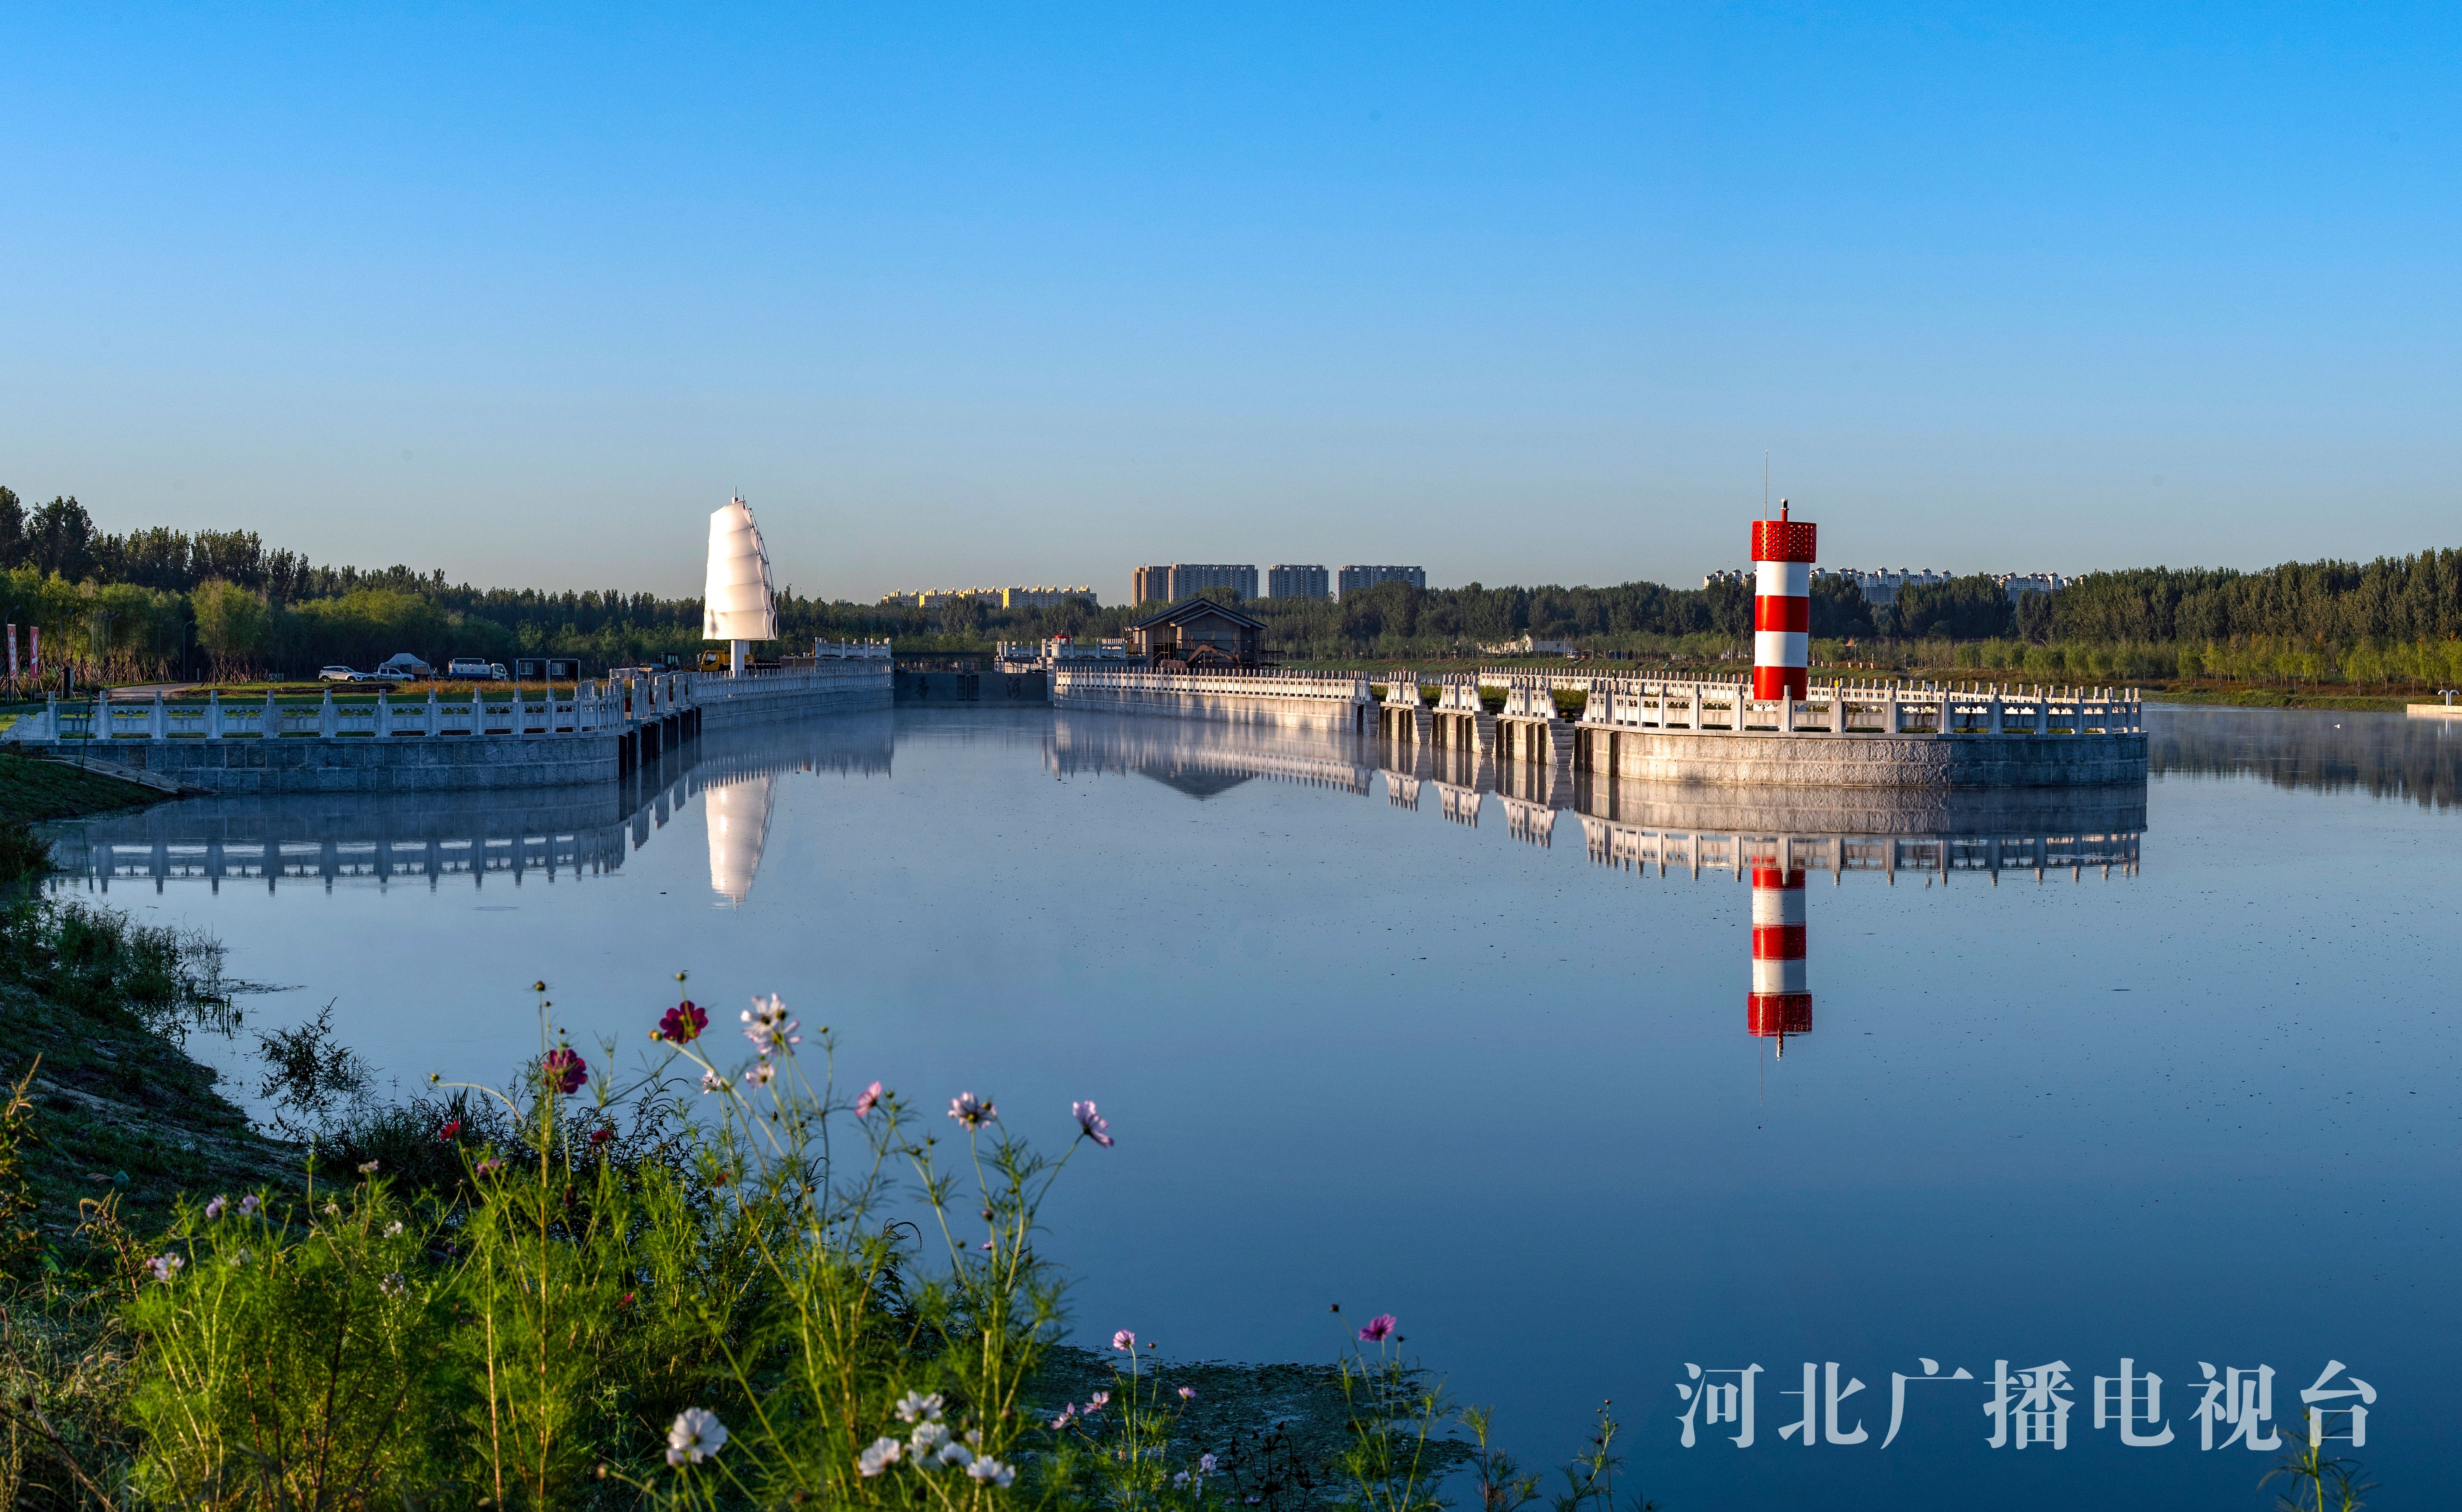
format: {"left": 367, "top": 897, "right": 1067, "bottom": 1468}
{"left": 3, "top": 4, "right": 2456, "bottom": 601}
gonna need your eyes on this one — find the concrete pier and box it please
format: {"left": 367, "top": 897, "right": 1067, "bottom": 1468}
{"left": 1398, "top": 671, "right": 2146, "bottom": 789}
{"left": 2, "top": 659, "right": 890, "bottom": 795}
{"left": 1052, "top": 666, "right": 1373, "bottom": 732}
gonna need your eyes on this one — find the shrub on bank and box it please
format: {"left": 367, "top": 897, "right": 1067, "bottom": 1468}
{"left": 69, "top": 985, "right": 1541, "bottom": 1510}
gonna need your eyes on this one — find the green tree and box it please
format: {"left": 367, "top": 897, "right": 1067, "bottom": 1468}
{"left": 25, "top": 497, "right": 94, "bottom": 581}
{"left": 192, "top": 579, "right": 271, "bottom": 680}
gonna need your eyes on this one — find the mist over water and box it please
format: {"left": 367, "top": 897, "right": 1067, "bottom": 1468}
{"left": 46, "top": 705, "right": 2461, "bottom": 1509}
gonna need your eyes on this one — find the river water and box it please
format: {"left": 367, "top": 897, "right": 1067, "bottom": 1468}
{"left": 46, "top": 705, "right": 2462, "bottom": 1509}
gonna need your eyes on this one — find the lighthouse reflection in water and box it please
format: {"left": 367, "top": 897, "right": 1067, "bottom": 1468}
{"left": 1581, "top": 803, "right": 2145, "bottom": 1056}
{"left": 1748, "top": 862, "right": 1810, "bottom": 1053}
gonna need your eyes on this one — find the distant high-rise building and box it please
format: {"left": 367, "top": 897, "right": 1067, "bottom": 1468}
{"left": 998, "top": 585, "right": 1097, "bottom": 609}
{"left": 1163, "top": 564, "right": 1259, "bottom": 602}
{"left": 1267, "top": 564, "right": 1330, "bottom": 600}
{"left": 1337, "top": 564, "right": 1426, "bottom": 597}
{"left": 1132, "top": 566, "right": 1172, "bottom": 605}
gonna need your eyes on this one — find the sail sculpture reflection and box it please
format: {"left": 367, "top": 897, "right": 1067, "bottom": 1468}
{"left": 703, "top": 774, "right": 775, "bottom": 907}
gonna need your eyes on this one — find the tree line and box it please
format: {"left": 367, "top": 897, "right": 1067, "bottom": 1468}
{"left": 2, "top": 484, "right": 2457, "bottom": 681}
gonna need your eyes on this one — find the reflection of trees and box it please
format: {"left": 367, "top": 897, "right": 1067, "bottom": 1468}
{"left": 2148, "top": 708, "right": 2462, "bottom": 809}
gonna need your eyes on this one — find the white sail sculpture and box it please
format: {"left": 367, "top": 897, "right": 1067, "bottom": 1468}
{"left": 704, "top": 495, "right": 777, "bottom": 675}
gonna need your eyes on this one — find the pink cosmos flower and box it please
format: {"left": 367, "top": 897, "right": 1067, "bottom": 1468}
{"left": 475, "top": 1157, "right": 507, "bottom": 1178}
{"left": 1178, "top": 1385, "right": 1196, "bottom": 1401}
{"left": 541, "top": 1048, "right": 587, "bottom": 1096}
{"left": 949, "top": 1092, "right": 993, "bottom": 1129}
{"left": 237, "top": 1195, "right": 261, "bottom": 1218}
{"left": 204, "top": 1195, "right": 227, "bottom": 1221}
{"left": 855, "top": 1080, "right": 882, "bottom": 1117}
{"left": 1072, "top": 1100, "right": 1114, "bottom": 1148}
{"left": 1112, "top": 1329, "right": 1137, "bottom": 1352}
{"left": 657, "top": 1000, "right": 708, "bottom": 1044}
{"left": 148, "top": 1253, "right": 184, "bottom": 1283}
{"left": 1088, "top": 1391, "right": 1110, "bottom": 1410}
{"left": 1357, "top": 1313, "right": 1397, "bottom": 1344}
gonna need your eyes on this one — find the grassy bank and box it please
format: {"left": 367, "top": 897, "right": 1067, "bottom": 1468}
{"left": 0, "top": 822, "right": 1498, "bottom": 1507}
{"left": 0, "top": 751, "right": 166, "bottom": 826}
{"left": 2139, "top": 686, "right": 2419, "bottom": 713}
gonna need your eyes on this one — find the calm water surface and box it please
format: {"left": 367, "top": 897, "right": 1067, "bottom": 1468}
{"left": 50, "top": 705, "right": 2462, "bottom": 1510}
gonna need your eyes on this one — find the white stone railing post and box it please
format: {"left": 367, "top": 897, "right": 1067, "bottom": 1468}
{"left": 318, "top": 689, "right": 337, "bottom": 738}
{"left": 376, "top": 689, "right": 393, "bottom": 737}
{"left": 205, "top": 689, "right": 223, "bottom": 739}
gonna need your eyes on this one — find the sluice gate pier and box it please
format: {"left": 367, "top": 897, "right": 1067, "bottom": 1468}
{"left": 1049, "top": 661, "right": 2146, "bottom": 789}
{"left": 1378, "top": 670, "right": 2146, "bottom": 788}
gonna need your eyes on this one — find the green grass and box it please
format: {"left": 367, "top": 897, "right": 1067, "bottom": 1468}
{"left": 0, "top": 892, "right": 291, "bottom": 1246}
{"left": 0, "top": 753, "right": 165, "bottom": 826}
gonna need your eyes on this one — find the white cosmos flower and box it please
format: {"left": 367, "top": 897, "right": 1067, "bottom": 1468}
{"left": 937, "top": 1440, "right": 975, "bottom": 1469}
{"left": 666, "top": 1407, "right": 727, "bottom": 1466}
{"left": 858, "top": 1437, "right": 904, "bottom": 1477}
{"left": 968, "top": 1457, "right": 1016, "bottom": 1487}
{"left": 895, "top": 1391, "right": 944, "bottom": 1424}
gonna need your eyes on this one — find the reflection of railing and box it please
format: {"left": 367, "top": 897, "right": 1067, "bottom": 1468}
{"left": 41, "top": 713, "right": 898, "bottom": 894}
{"left": 1579, "top": 820, "right": 2141, "bottom": 882}
{"left": 1044, "top": 711, "right": 1373, "bottom": 796}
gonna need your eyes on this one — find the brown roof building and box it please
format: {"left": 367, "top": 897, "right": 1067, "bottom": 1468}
{"left": 1123, "top": 598, "right": 1266, "bottom": 667}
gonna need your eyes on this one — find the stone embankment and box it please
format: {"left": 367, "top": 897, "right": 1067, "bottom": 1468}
{"left": 0, "top": 660, "right": 890, "bottom": 794}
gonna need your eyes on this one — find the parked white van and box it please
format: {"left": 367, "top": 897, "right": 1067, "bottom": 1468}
{"left": 446, "top": 657, "right": 498, "bottom": 680}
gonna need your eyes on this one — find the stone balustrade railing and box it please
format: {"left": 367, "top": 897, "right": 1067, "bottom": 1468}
{"left": 1569, "top": 676, "right": 2142, "bottom": 738}
{"left": 1054, "top": 666, "right": 1372, "bottom": 705}
{"left": 2, "top": 675, "right": 704, "bottom": 743}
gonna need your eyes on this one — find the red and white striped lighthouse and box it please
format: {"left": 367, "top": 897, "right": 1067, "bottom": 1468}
{"left": 1750, "top": 500, "right": 1817, "bottom": 701}
{"left": 1746, "top": 865, "right": 1812, "bottom": 1051}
